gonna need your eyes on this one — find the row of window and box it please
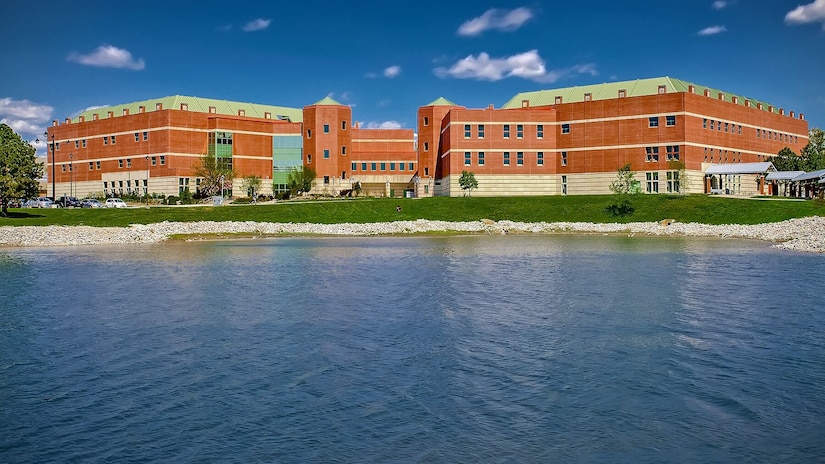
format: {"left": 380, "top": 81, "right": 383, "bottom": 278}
{"left": 117, "top": 156, "right": 165, "bottom": 168}
{"left": 703, "top": 147, "right": 745, "bottom": 164}
{"left": 645, "top": 171, "right": 681, "bottom": 193}
{"left": 757, "top": 128, "right": 797, "bottom": 144}
{"left": 703, "top": 118, "right": 744, "bottom": 135}
{"left": 645, "top": 146, "right": 681, "bottom": 162}
{"left": 462, "top": 124, "right": 545, "bottom": 140}
{"left": 648, "top": 116, "right": 677, "bottom": 128}
{"left": 463, "top": 151, "right": 545, "bottom": 167}
{"left": 306, "top": 121, "right": 349, "bottom": 139}
{"left": 702, "top": 119, "right": 798, "bottom": 144}
{"left": 52, "top": 132, "right": 151, "bottom": 151}
{"left": 350, "top": 162, "right": 415, "bottom": 172}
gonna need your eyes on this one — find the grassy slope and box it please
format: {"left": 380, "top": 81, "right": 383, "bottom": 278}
{"left": 1, "top": 195, "right": 823, "bottom": 228}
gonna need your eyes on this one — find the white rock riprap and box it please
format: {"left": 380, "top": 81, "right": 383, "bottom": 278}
{"left": 1, "top": 216, "right": 823, "bottom": 253}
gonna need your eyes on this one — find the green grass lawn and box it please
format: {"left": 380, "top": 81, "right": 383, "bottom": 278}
{"left": 2, "top": 195, "right": 823, "bottom": 227}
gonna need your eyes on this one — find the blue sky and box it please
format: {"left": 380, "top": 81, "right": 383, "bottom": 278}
{"left": 2, "top": 0, "right": 825, "bottom": 155}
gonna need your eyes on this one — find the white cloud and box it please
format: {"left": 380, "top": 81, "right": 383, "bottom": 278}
{"left": 785, "top": 0, "right": 825, "bottom": 28}
{"left": 67, "top": 44, "right": 145, "bottom": 70}
{"left": 384, "top": 65, "right": 401, "bottom": 78}
{"left": 364, "top": 121, "right": 402, "bottom": 129}
{"left": 698, "top": 25, "right": 727, "bottom": 36}
{"left": 243, "top": 18, "right": 271, "bottom": 32}
{"left": 0, "top": 97, "right": 53, "bottom": 138}
{"left": 434, "top": 50, "right": 596, "bottom": 84}
{"left": 458, "top": 7, "right": 534, "bottom": 36}
{"left": 712, "top": 1, "right": 729, "bottom": 9}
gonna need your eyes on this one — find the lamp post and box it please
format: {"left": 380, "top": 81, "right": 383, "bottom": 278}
{"left": 69, "top": 152, "right": 73, "bottom": 198}
{"left": 145, "top": 155, "right": 150, "bottom": 203}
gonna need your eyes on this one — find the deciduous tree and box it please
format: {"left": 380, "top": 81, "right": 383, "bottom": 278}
{"left": 194, "top": 154, "right": 235, "bottom": 197}
{"left": 287, "top": 166, "right": 316, "bottom": 195}
{"left": 1, "top": 124, "right": 43, "bottom": 217}
{"left": 458, "top": 170, "right": 478, "bottom": 197}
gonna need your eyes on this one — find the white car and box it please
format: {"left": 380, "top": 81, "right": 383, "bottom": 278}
{"left": 105, "top": 198, "right": 127, "bottom": 208}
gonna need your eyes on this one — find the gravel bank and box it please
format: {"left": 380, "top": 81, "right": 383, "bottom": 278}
{"left": 1, "top": 216, "right": 824, "bottom": 253}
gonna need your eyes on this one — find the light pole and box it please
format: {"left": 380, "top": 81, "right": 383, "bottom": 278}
{"left": 69, "top": 152, "right": 73, "bottom": 198}
{"left": 145, "top": 155, "right": 150, "bottom": 202}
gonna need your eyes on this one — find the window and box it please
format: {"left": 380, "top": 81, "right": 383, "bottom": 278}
{"left": 478, "top": 124, "right": 485, "bottom": 138}
{"left": 307, "top": 129, "right": 312, "bottom": 139}
{"left": 390, "top": 163, "right": 396, "bottom": 171}
{"left": 150, "top": 156, "right": 156, "bottom": 166}
{"left": 371, "top": 163, "right": 377, "bottom": 171}
{"left": 646, "top": 146, "right": 659, "bottom": 162}
{"left": 61, "top": 165, "right": 66, "bottom": 172}
{"left": 464, "top": 124, "right": 471, "bottom": 138}
{"left": 478, "top": 152, "right": 485, "bottom": 166}
{"left": 667, "top": 171, "right": 680, "bottom": 193}
{"left": 143, "top": 132, "right": 148, "bottom": 141}
{"left": 464, "top": 152, "right": 471, "bottom": 166}
{"left": 82, "top": 139, "right": 87, "bottom": 148}
{"left": 160, "top": 156, "right": 165, "bottom": 165}
{"left": 725, "top": 122, "right": 729, "bottom": 132}
{"left": 537, "top": 152, "right": 544, "bottom": 166}
{"left": 118, "top": 159, "right": 123, "bottom": 168}
{"left": 424, "top": 141, "right": 430, "bottom": 152}
{"left": 503, "top": 124, "right": 510, "bottom": 138}
{"left": 710, "top": 120, "right": 715, "bottom": 130}
{"left": 135, "top": 133, "right": 140, "bottom": 142}
{"left": 517, "top": 152, "right": 524, "bottom": 166}
{"left": 703, "top": 118, "right": 707, "bottom": 129}
{"left": 342, "top": 120, "right": 347, "bottom": 130}
{"left": 666, "top": 145, "right": 680, "bottom": 161}
{"left": 103, "top": 136, "right": 108, "bottom": 146}
{"left": 111, "top": 135, "right": 116, "bottom": 144}
{"left": 562, "top": 175, "right": 568, "bottom": 195}
{"left": 341, "top": 146, "right": 346, "bottom": 155}
{"left": 323, "top": 124, "right": 329, "bottom": 133}
{"left": 666, "top": 115, "right": 676, "bottom": 126}
{"left": 423, "top": 117, "right": 429, "bottom": 126}
{"left": 424, "top": 167, "right": 429, "bottom": 176}
{"left": 324, "top": 176, "right": 330, "bottom": 184}
{"left": 646, "top": 172, "right": 659, "bottom": 193}
{"left": 361, "top": 162, "right": 367, "bottom": 170}
{"left": 75, "top": 140, "right": 79, "bottom": 148}
{"left": 352, "top": 162, "right": 357, "bottom": 171}
{"left": 89, "top": 162, "right": 93, "bottom": 170}
{"left": 55, "top": 142, "right": 59, "bottom": 151}
{"left": 561, "top": 124, "right": 570, "bottom": 134}
{"left": 127, "top": 158, "right": 132, "bottom": 168}
{"left": 307, "top": 154, "right": 312, "bottom": 163}
{"left": 380, "top": 163, "right": 386, "bottom": 171}
{"left": 324, "top": 149, "right": 330, "bottom": 159}
{"left": 537, "top": 125, "right": 544, "bottom": 139}
{"left": 503, "top": 152, "right": 510, "bottom": 166}
{"left": 96, "top": 161, "right": 100, "bottom": 170}
{"left": 561, "top": 151, "right": 568, "bottom": 166}
{"left": 738, "top": 125, "right": 742, "bottom": 135}
{"left": 409, "top": 163, "right": 414, "bottom": 171}
{"left": 649, "top": 117, "right": 659, "bottom": 128}
{"left": 517, "top": 124, "right": 523, "bottom": 138}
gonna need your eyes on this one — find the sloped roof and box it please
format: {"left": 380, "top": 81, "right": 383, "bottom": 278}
{"left": 311, "top": 96, "right": 344, "bottom": 106}
{"left": 502, "top": 76, "right": 781, "bottom": 114}
{"left": 424, "top": 97, "right": 460, "bottom": 107}
{"left": 766, "top": 171, "right": 805, "bottom": 181}
{"left": 794, "top": 168, "right": 825, "bottom": 181}
{"left": 73, "top": 95, "right": 303, "bottom": 123}
{"left": 705, "top": 162, "right": 776, "bottom": 175}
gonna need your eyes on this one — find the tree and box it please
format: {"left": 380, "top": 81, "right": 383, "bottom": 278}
{"left": 610, "top": 163, "right": 637, "bottom": 195}
{"left": 773, "top": 147, "right": 801, "bottom": 171}
{"left": 242, "top": 174, "right": 262, "bottom": 200}
{"left": 801, "top": 128, "right": 824, "bottom": 172}
{"left": 667, "top": 160, "right": 687, "bottom": 195}
{"left": 194, "top": 154, "right": 235, "bottom": 197}
{"left": 286, "top": 166, "right": 316, "bottom": 195}
{"left": 458, "top": 170, "right": 478, "bottom": 197}
{"left": 1, "top": 124, "right": 44, "bottom": 217}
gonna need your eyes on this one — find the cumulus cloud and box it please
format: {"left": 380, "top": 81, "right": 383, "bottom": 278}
{"left": 712, "top": 1, "right": 729, "bottom": 9}
{"left": 384, "top": 65, "right": 401, "bottom": 78}
{"left": 785, "top": 0, "right": 825, "bottom": 28}
{"left": 458, "top": 7, "right": 534, "bottom": 36}
{"left": 434, "top": 50, "right": 596, "bottom": 84}
{"left": 0, "top": 97, "right": 53, "bottom": 138}
{"left": 67, "top": 44, "right": 145, "bottom": 70}
{"left": 243, "top": 18, "right": 271, "bottom": 31}
{"left": 698, "top": 25, "right": 727, "bottom": 35}
{"left": 364, "top": 121, "right": 402, "bottom": 129}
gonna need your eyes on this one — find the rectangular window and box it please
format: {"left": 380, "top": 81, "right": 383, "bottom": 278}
{"left": 323, "top": 124, "right": 329, "bottom": 133}
{"left": 390, "top": 163, "right": 396, "bottom": 171}
{"left": 710, "top": 120, "right": 715, "bottom": 130}
{"left": 307, "top": 154, "right": 312, "bottom": 163}
{"left": 649, "top": 117, "right": 659, "bottom": 128}
{"left": 352, "top": 162, "right": 357, "bottom": 171}
{"left": 342, "top": 120, "right": 347, "bottom": 130}
{"left": 323, "top": 176, "right": 330, "bottom": 184}
{"left": 111, "top": 135, "right": 116, "bottom": 144}
{"left": 424, "top": 141, "right": 429, "bottom": 151}
{"left": 103, "top": 136, "right": 108, "bottom": 145}
{"left": 503, "top": 152, "right": 510, "bottom": 166}
{"left": 561, "top": 151, "right": 568, "bottom": 166}
{"left": 127, "top": 158, "right": 132, "bottom": 168}
{"left": 562, "top": 175, "right": 567, "bottom": 195}
{"left": 503, "top": 124, "right": 510, "bottom": 138}
{"left": 361, "top": 162, "right": 367, "bottom": 170}
{"left": 82, "top": 139, "right": 87, "bottom": 148}
{"left": 666, "top": 115, "right": 676, "bottom": 126}
{"left": 646, "top": 172, "right": 659, "bottom": 193}
{"left": 537, "top": 152, "right": 544, "bottom": 166}
{"left": 646, "top": 146, "right": 659, "bottom": 162}
{"left": 561, "top": 124, "right": 570, "bottom": 134}
{"left": 160, "top": 155, "right": 165, "bottom": 165}
{"left": 89, "top": 162, "right": 94, "bottom": 170}
{"left": 324, "top": 149, "right": 330, "bottom": 159}
{"left": 537, "top": 125, "right": 544, "bottom": 139}
{"left": 703, "top": 118, "right": 707, "bottom": 129}
{"left": 667, "top": 171, "right": 680, "bottom": 193}
{"left": 517, "top": 124, "right": 523, "bottom": 138}
{"left": 478, "top": 124, "right": 485, "bottom": 138}
{"left": 738, "top": 125, "right": 742, "bottom": 135}
{"left": 666, "top": 145, "right": 680, "bottom": 161}
{"left": 75, "top": 140, "right": 79, "bottom": 148}
{"left": 380, "top": 163, "right": 386, "bottom": 171}
{"left": 143, "top": 132, "right": 148, "bottom": 141}
{"left": 725, "top": 122, "right": 729, "bottom": 132}
{"left": 423, "top": 117, "right": 429, "bottom": 126}
{"left": 151, "top": 156, "right": 157, "bottom": 166}
{"left": 517, "top": 152, "right": 524, "bottom": 166}
{"left": 307, "top": 129, "right": 312, "bottom": 139}
{"left": 409, "top": 163, "right": 414, "bottom": 171}
{"left": 371, "top": 163, "right": 377, "bottom": 171}
{"left": 118, "top": 159, "right": 123, "bottom": 168}
{"left": 96, "top": 161, "right": 100, "bottom": 170}
{"left": 61, "top": 165, "right": 66, "bottom": 172}
{"left": 478, "top": 152, "right": 485, "bottom": 166}
{"left": 342, "top": 146, "right": 346, "bottom": 155}
{"left": 135, "top": 133, "right": 140, "bottom": 142}
{"left": 55, "top": 142, "right": 59, "bottom": 151}
{"left": 464, "top": 124, "right": 471, "bottom": 138}
{"left": 464, "top": 152, "right": 471, "bottom": 166}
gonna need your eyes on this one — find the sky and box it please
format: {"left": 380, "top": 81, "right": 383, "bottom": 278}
{"left": 2, "top": 0, "right": 825, "bottom": 156}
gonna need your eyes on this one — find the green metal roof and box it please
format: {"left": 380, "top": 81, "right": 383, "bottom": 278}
{"left": 424, "top": 97, "right": 460, "bottom": 107}
{"left": 73, "top": 95, "right": 303, "bottom": 123}
{"left": 311, "top": 96, "right": 343, "bottom": 106}
{"left": 501, "top": 77, "right": 781, "bottom": 114}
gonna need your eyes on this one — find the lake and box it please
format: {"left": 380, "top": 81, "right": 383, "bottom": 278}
{"left": 1, "top": 235, "right": 824, "bottom": 463}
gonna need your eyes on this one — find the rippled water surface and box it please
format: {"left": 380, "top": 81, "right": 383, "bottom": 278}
{"left": 2, "top": 236, "right": 824, "bottom": 463}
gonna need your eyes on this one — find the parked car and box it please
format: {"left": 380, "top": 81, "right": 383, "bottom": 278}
{"left": 30, "top": 197, "right": 55, "bottom": 208}
{"left": 80, "top": 198, "right": 103, "bottom": 208}
{"left": 105, "top": 198, "right": 127, "bottom": 208}
{"left": 57, "top": 196, "right": 82, "bottom": 208}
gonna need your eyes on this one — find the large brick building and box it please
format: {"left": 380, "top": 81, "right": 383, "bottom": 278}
{"left": 44, "top": 77, "right": 809, "bottom": 199}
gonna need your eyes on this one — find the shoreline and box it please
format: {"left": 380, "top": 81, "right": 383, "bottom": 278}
{"left": 1, "top": 216, "right": 824, "bottom": 252}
